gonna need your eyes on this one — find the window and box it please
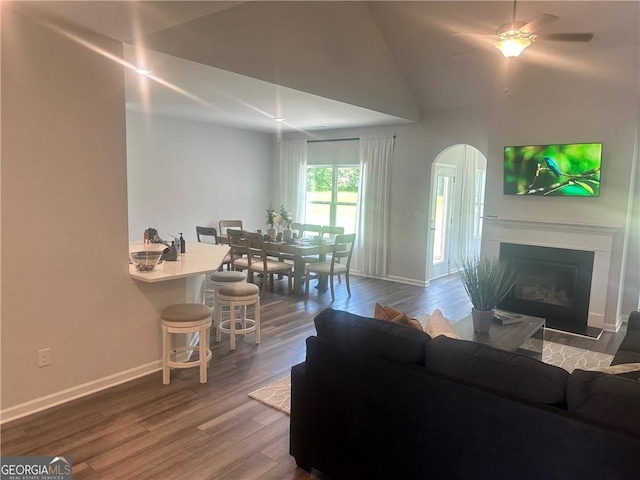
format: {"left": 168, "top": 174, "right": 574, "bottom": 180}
{"left": 305, "top": 166, "right": 360, "bottom": 231}
{"left": 305, "top": 140, "right": 360, "bottom": 232}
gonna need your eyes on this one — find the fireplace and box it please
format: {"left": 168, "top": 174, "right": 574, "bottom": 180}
{"left": 498, "top": 243, "right": 599, "bottom": 337}
{"left": 482, "top": 217, "right": 620, "bottom": 333}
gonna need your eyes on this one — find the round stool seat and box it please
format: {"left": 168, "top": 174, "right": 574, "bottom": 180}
{"left": 161, "top": 303, "right": 212, "bottom": 327}
{"left": 216, "top": 282, "right": 260, "bottom": 350}
{"left": 160, "top": 303, "right": 212, "bottom": 385}
{"left": 210, "top": 271, "right": 246, "bottom": 283}
{"left": 218, "top": 282, "right": 260, "bottom": 299}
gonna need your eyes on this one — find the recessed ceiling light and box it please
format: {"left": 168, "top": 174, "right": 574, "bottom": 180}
{"left": 274, "top": 117, "right": 285, "bottom": 122}
{"left": 135, "top": 67, "right": 152, "bottom": 75}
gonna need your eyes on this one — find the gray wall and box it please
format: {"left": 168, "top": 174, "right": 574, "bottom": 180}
{"left": 1, "top": 7, "right": 158, "bottom": 411}
{"left": 126, "top": 112, "right": 273, "bottom": 243}
{"left": 281, "top": 105, "right": 491, "bottom": 285}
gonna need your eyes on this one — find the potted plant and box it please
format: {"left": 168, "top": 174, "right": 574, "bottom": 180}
{"left": 458, "top": 255, "right": 519, "bottom": 333}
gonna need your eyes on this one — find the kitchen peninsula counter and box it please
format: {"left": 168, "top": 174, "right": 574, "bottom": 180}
{"left": 128, "top": 241, "right": 229, "bottom": 283}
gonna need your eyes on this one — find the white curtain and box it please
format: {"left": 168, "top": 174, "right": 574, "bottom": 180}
{"left": 278, "top": 140, "right": 308, "bottom": 224}
{"left": 355, "top": 135, "right": 394, "bottom": 276}
{"left": 456, "top": 145, "right": 480, "bottom": 261}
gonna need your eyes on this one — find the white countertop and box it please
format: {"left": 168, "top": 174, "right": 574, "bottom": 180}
{"left": 129, "top": 241, "right": 229, "bottom": 283}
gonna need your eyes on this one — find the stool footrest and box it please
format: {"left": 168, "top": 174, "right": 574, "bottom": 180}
{"left": 218, "top": 318, "right": 257, "bottom": 336}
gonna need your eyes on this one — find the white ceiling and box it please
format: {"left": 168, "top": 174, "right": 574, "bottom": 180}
{"left": 122, "top": 45, "right": 413, "bottom": 133}
{"left": 9, "top": 1, "right": 640, "bottom": 133}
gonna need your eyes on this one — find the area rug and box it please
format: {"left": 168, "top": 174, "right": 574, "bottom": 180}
{"left": 531, "top": 340, "right": 613, "bottom": 372}
{"left": 248, "top": 375, "right": 291, "bottom": 414}
{"left": 247, "top": 341, "right": 613, "bottom": 414}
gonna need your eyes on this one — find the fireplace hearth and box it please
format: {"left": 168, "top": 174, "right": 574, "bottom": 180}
{"left": 498, "top": 243, "right": 600, "bottom": 337}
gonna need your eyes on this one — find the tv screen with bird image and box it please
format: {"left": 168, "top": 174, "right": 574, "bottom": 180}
{"left": 504, "top": 142, "right": 602, "bottom": 196}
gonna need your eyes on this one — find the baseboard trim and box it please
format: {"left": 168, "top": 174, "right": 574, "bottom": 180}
{"left": 385, "top": 275, "right": 429, "bottom": 287}
{"left": 0, "top": 360, "right": 162, "bottom": 425}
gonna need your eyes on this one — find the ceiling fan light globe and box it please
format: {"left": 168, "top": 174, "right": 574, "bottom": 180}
{"left": 495, "top": 37, "right": 531, "bottom": 57}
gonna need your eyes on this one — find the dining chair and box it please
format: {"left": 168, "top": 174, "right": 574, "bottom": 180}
{"left": 291, "top": 222, "right": 303, "bottom": 238}
{"left": 196, "top": 226, "right": 218, "bottom": 243}
{"left": 305, "top": 233, "right": 356, "bottom": 301}
{"left": 301, "top": 223, "right": 322, "bottom": 238}
{"left": 321, "top": 225, "right": 346, "bottom": 280}
{"left": 244, "top": 231, "right": 293, "bottom": 297}
{"left": 218, "top": 220, "right": 243, "bottom": 244}
{"left": 196, "top": 226, "right": 232, "bottom": 272}
{"left": 227, "top": 228, "right": 250, "bottom": 273}
{"left": 321, "top": 225, "right": 345, "bottom": 241}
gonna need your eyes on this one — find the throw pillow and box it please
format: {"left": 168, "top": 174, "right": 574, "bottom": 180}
{"left": 374, "top": 303, "right": 423, "bottom": 331}
{"left": 423, "top": 309, "right": 460, "bottom": 339}
{"left": 587, "top": 362, "right": 640, "bottom": 381}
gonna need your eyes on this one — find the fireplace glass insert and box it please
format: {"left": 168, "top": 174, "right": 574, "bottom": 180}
{"left": 498, "top": 243, "right": 596, "bottom": 337}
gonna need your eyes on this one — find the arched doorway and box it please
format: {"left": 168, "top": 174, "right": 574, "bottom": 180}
{"left": 427, "top": 144, "right": 487, "bottom": 280}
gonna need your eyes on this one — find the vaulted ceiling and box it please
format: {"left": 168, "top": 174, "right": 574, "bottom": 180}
{"left": 7, "top": 1, "right": 640, "bottom": 132}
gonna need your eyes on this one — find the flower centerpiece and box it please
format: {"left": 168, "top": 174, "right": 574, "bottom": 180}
{"left": 278, "top": 205, "right": 293, "bottom": 229}
{"left": 266, "top": 204, "right": 277, "bottom": 228}
{"left": 266, "top": 204, "right": 278, "bottom": 239}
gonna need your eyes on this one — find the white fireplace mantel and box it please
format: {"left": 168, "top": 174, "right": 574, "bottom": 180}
{"left": 483, "top": 216, "right": 622, "bottom": 236}
{"left": 481, "top": 217, "right": 623, "bottom": 332}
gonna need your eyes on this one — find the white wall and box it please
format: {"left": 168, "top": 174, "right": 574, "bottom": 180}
{"left": 281, "top": 43, "right": 640, "bottom": 326}
{"left": 281, "top": 105, "right": 491, "bottom": 285}
{"left": 0, "top": 8, "right": 277, "bottom": 419}
{"left": 1, "top": 7, "right": 159, "bottom": 412}
{"left": 484, "top": 44, "right": 639, "bottom": 326}
{"left": 126, "top": 112, "right": 273, "bottom": 243}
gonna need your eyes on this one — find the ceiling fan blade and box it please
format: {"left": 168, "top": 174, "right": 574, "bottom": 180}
{"left": 535, "top": 33, "right": 594, "bottom": 42}
{"left": 520, "top": 14, "right": 558, "bottom": 34}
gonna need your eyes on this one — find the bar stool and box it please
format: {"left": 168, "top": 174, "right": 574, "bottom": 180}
{"left": 209, "top": 271, "right": 246, "bottom": 334}
{"left": 216, "top": 282, "right": 260, "bottom": 350}
{"left": 160, "top": 303, "right": 212, "bottom": 384}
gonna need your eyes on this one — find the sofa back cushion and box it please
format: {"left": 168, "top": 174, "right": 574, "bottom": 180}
{"left": 314, "top": 308, "right": 431, "bottom": 366}
{"left": 423, "top": 336, "right": 569, "bottom": 406}
{"left": 567, "top": 369, "right": 640, "bottom": 436}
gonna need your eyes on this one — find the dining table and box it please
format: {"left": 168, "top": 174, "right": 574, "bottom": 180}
{"left": 263, "top": 238, "right": 334, "bottom": 294}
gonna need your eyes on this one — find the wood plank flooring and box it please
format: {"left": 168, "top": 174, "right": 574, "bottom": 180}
{"left": 1, "top": 275, "right": 628, "bottom": 479}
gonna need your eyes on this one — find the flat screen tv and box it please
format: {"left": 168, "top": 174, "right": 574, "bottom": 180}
{"left": 504, "top": 142, "right": 602, "bottom": 196}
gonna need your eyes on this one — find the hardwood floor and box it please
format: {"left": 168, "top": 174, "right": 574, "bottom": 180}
{"left": 1, "top": 275, "right": 628, "bottom": 479}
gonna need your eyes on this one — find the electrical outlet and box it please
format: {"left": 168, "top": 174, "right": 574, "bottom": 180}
{"left": 405, "top": 211, "right": 411, "bottom": 221}
{"left": 402, "top": 256, "right": 409, "bottom": 265}
{"left": 38, "top": 348, "right": 51, "bottom": 367}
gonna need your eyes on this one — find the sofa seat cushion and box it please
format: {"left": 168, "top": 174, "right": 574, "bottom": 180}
{"left": 314, "top": 308, "right": 431, "bottom": 366}
{"left": 424, "top": 336, "right": 569, "bottom": 406}
{"left": 567, "top": 369, "right": 640, "bottom": 436}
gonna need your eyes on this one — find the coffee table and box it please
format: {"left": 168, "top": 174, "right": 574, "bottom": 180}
{"left": 455, "top": 311, "right": 545, "bottom": 358}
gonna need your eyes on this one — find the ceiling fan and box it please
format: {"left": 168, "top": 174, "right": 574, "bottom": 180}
{"left": 460, "top": 0, "right": 594, "bottom": 58}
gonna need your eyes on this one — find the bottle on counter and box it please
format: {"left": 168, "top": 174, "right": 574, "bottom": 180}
{"left": 179, "top": 233, "right": 186, "bottom": 253}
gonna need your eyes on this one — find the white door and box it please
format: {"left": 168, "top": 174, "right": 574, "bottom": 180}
{"left": 429, "top": 165, "right": 457, "bottom": 279}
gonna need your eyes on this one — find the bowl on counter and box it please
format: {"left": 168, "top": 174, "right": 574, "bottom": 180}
{"left": 129, "top": 251, "right": 163, "bottom": 272}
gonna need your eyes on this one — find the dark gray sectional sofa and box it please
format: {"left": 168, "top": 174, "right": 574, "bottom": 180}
{"left": 290, "top": 308, "right": 640, "bottom": 480}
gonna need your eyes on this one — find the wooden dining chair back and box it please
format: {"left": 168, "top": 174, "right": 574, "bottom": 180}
{"left": 305, "top": 233, "right": 356, "bottom": 301}
{"left": 291, "top": 222, "right": 303, "bottom": 238}
{"left": 301, "top": 224, "right": 322, "bottom": 240}
{"left": 218, "top": 220, "right": 243, "bottom": 242}
{"left": 244, "top": 231, "right": 293, "bottom": 297}
{"left": 196, "top": 226, "right": 219, "bottom": 244}
{"left": 321, "top": 225, "right": 345, "bottom": 241}
{"left": 196, "top": 226, "right": 232, "bottom": 272}
{"left": 227, "top": 229, "right": 249, "bottom": 272}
